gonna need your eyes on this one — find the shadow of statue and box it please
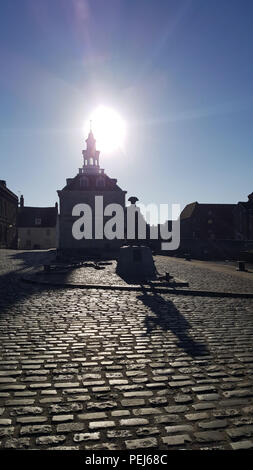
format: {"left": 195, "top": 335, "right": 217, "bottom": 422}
{"left": 138, "top": 288, "right": 209, "bottom": 357}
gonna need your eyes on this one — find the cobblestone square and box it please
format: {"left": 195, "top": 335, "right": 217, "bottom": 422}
{"left": 0, "top": 249, "right": 253, "bottom": 451}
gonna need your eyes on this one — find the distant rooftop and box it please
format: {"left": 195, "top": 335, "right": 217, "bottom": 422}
{"left": 18, "top": 206, "right": 58, "bottom": 228}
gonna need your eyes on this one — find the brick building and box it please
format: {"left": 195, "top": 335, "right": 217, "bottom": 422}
{"left": 178, "top": 198, "right": 253, "bottom": 259}
{"left": 180, "top": 202, "right": 236, "bottom": 240}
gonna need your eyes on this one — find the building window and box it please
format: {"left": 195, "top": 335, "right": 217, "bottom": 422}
{"left": 35, "top": 218, "right": 42, "bottom": 225}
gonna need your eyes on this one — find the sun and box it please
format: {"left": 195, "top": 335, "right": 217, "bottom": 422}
{"left": 84, "top": 106, "right": 126, "bottom": 153}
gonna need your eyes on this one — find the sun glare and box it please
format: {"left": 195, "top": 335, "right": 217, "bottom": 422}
{"left": 84, "top": 106, "right": 126, "bottom": 153}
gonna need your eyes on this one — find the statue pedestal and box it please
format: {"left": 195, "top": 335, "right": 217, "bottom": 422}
{"left": 116, "top": 245, "right": 156, "bottom": 280}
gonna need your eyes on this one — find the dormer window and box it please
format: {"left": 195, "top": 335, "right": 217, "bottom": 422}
{"left": 35, "top": 218, "right": 41, "bottom": 225}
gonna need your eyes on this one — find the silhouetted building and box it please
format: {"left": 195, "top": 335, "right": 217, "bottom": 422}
{"left": 57, "top": 130, "right": 126, "bottom": 256}
{"left": 0, "top": 180, "right": 18, "bottom": 248}
{"left": 234, "top": 192, "right": 253, "bottom": 240}
{"left": 177, "top": 199, "right": 253, "bottom": 259}
{"left": 180, "top": 202, "right": 236, "bottom": 240}
{"left": 18, "top": 197, "right": 58, "bottom": 249}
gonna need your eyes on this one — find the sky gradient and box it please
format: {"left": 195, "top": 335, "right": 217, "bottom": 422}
{"left": 1, "top": 0, "right": 253, "bottom": 222}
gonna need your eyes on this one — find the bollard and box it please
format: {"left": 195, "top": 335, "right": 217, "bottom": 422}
{"left": 237, "top": 261, "right": 246, "bottom": 272}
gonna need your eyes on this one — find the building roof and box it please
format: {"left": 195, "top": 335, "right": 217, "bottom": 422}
{"left": 59, "top": 172, "right": 125, "bottom": 192}
{"left": 238, "top": 201, "right": 250, "bottom": 210}
{"left": 18, "top": 207, "right": 58, "bottom": 228}
{"left": 196, "top": 203, "right": 236, "bottom": 216}
{"left": 180, "top": 202, "right": 198, "bottom": 220}
{"left": 180, "top": 202, "right": 236, "bottom": 220}
{"left": 0, "top": 180, "right": 18, "bottom": 201}
{"left": 238, "top": 192, "right": 253, "bottom": 210}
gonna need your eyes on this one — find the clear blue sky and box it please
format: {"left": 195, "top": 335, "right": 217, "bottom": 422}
{"left": 1, "top": 0, "right": 253, "bottom": 221}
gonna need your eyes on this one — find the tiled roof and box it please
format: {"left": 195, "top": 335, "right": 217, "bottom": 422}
{"left": 60, "top": 173, "right": 124, "bottom": 192}
{"left": 180, "top": 202, "right": 198, "bottom": 219}
{"left": 18, "top": 207, "right": 58, "bottom": 228}
{"left": 181, "top": 202, "right": 236, "bottom": 220}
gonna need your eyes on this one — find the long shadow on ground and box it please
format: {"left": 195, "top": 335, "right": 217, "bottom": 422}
{"left": 1, "top": 250, "right": 208, "bottom": 359}
{"left": 0, "top": 250, "right": 57, "bottom": 316}
{"left": 138, "top": 288, "right": 209, "bottom": 357}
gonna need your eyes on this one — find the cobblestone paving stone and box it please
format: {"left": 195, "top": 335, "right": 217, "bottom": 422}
{"left": 22, "top": 253, "right": 253, "bottom": 294}
{"left": 27, "top": 259, "right": 129, "bottom": 287}
{"left": 155, "top": 256, "right": 253, "bottom": 294}
{"left": 0, "top": 249, "right": 253, "bottom": 450}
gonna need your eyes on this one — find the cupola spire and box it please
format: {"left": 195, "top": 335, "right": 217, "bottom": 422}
{"left": 82, "top": 128, "right": 100, "bottom": 174}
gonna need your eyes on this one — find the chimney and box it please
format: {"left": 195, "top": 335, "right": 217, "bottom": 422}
{"left": 0, "top": 180, "right": 6, "bottom": 187}
{"left": 20, "top": 195, "right": 24, "bottom": 207}
{"left": 248, "top": 192, "right": 253, "bottom": 204}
